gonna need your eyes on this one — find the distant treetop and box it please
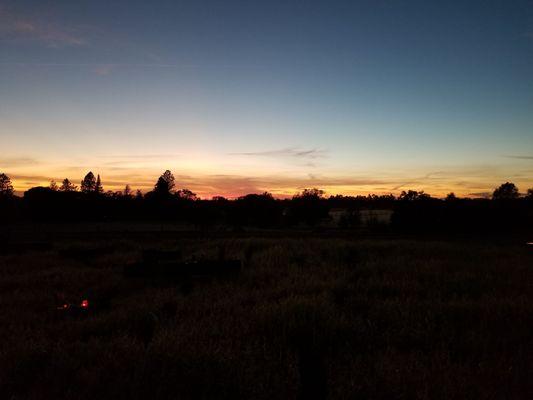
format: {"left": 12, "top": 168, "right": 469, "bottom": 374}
{"left": 399, "top": 190, "right": 431, "bottom": 201}
{"left": 492, "top": 182, "right": 519, "bottom": 200}
{"left": 445, "top": 192, "right": 457, "bottom": 201}
{"left": 176, "top": 188, "right": 197, "bottom": 200}
{"left": 294, "top": 188, "right": 325, "bottom": 199}
{"left": 95, "top": 174, "right": 104, "bottom": 194}
{"left": 60, "top": 178, "right": 77, "bottom": 192}
{"left": 154, "top": 170, "right": 175, "bottom": 196}
{"left": 81, "top": 172, "right": 96, "bottom": 193}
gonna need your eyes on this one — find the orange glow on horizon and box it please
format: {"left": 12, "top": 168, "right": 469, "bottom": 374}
{"left": 9, "top": 173, "right": 531, "bottom": 199}
{"left": 5, "top": 159, "right": 533, "bottom": 200}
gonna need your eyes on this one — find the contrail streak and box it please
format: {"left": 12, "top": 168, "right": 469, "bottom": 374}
{"left": 0, "top": 62, "right": 178, "bottom": 67}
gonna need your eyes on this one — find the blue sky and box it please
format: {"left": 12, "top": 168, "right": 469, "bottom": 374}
{"left": 1, "top": 0, "right": 532, "bottom": 197}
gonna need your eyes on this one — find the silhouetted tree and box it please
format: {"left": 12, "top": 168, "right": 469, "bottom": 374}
{"left": 95, "top": 174, "right": 103, "bottom": 194}
{"left": 154, "top": 170, "right": 175, "bottom": 196}
{"left": 81, "top": 172, "right": 96, "bottom": 193}
{"left": 60, "top": 178, "right": 77, "bottom": 192}
{"left": 392, "top": 190, "right": 441, "bottom": 232}
{"left": 328, "top": 194, "right": 396, "bottom": 210}
{"left": 298, "top": 188, "right": 325, "bottom": 199}
{"left": 492, "top": 182, "right": 519, "bottom": 200}
{"left": 445, "top": 192, "right": 457, "bottom": 201}
{"left": 291, "top": 188, "right": 329, "bottom": 225}
{"left": 135, "top": 189, "right": 143, "bottom": 199}
{"left": 49, "top": 180, "right": 58, "bottom": 191}
{"left": 230, "top": 192, "right": 281, "bottom": 227}
{"left": 526, "top": 188, "right": 533, "bottom": 199}
{"left": 0, "top": 173, "right": 14, "bottom": 197}
{"left": 123, "top": 184, "right": 132, "bottom": 197}
{"left": 399, "top": 190, "right": 431, "bottom": 201}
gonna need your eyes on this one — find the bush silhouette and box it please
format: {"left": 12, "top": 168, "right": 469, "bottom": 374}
{"left": 492, "top": 182, "right": 519, "bottom": 200}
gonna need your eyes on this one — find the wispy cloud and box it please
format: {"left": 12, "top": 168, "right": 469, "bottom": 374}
{"left": 391, "top": 171, "right": 444, "bottom": 191}
{"left": 230, "top": 147, "right": 328, "bottom": 160}
{"left": 102, "top": 154, "right": 181, "bottom": 166}
{"left": 104, "top": 154, "right": 181, "bottom": 159}
{"left": 94, "top": 64, "right": 115, "bottom": 76}
{"left": 503, "top": 155, "right": 533, "bottom": 160}
{"left": 10, "top": 174, "right": 53, "bottom": 182}
{"left": 0, "top": 157, "right": 39, "bottom": 167}
{"left": 0, "top": 62, "right": 180, "bottom": 70}
{"left": 0, "top": 8, "right": 86, "bottom": 47}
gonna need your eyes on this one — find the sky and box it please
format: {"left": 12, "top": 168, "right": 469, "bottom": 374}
{"left": 1, "top": 0, "right": 532, "bottom": 198}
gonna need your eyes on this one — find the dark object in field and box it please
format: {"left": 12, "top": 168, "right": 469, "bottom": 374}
{"left": 60, "top": 244, "right": 116, "bottom": 263}
{"left": 134, "top": 312, "right": 159, "bottom": 348}
{"left": 124, "top": 250, "right": 241, "bottom": 281}
{"left": 296, "top": 337, "right": 327, "bottom": 400}
{"left": 3, "top": 242, "right": 52, "bottom": 254}
{"left": 141, "top": 249, "right": 182, "bottom": 264}
{"left": 124, "top": 258, "right": 242, "bottom": 280}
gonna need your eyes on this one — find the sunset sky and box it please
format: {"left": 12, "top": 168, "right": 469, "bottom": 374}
{"left": 1, "top": 0, "right": 532, "bottom": 198}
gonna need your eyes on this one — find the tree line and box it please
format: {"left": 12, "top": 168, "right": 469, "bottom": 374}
{"left": 0, "top": 170, "right": 532, "bottom": 233}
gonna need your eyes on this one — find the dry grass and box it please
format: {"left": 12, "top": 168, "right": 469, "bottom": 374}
{"left": 0, "top": 232, "right": 532, "bottom": 399}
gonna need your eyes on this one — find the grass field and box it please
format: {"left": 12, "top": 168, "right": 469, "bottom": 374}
{"left": 1, "top": 228, "right": 532, "bottom": 399}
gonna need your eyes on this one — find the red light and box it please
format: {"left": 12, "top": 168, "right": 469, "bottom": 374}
{"left": 81, "top": 299, "right": 89, "bottom": 308}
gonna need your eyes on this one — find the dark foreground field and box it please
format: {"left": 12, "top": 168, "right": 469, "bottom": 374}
{"left": 1, "top": 228, "right": 532, "bottom": 399}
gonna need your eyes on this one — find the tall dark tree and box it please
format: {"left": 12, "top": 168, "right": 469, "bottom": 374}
{"left": 492, "top": 182, "right": 519, "bottom": 200}
{"left": 0, "top": 173, "right": 14, "bottom": 197}
{"left": 49, "top": 180, "right": 58, "bottom": 191}
{"left": 154, "top": 170, "right": 175, "bottom": 195}
{"left": 95, "top": 174, "right": 103, "bottom": 194}
{"left": 525, "top": 188, "right": 533, "bottom": 199}
{"left": 60, "top": 178, "right": 77, "bottom": 192}
{"left": 123, "top": 184, "right": 132, "bottom": 197}
{"left": 81, "top": 172, "right": 96, "bottom": 193}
